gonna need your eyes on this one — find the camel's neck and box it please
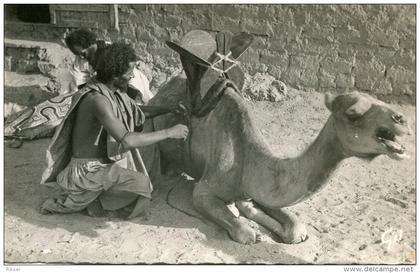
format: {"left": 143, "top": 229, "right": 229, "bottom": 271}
{"left": 248, "top": 117, "right": 348, "bottom": 208}
{"left": 290, "top": 117, "right": 347, "bottom": 197}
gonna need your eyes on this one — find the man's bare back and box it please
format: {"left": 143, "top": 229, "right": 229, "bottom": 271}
{"left": 72, "top": 92, "right": 108, "bottom": 159}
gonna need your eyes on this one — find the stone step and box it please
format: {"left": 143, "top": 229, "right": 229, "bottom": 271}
{"left": 5, "top": 43, "right": 40, "bottom": 73}
{"left": 4, "top": 38, "right": 74, "bottom": 74}
{"left": 4, "top": 39, "right": 77, "bottom": 96}
{"left": 4, "top": 71, "right": 55, "bottom": 115}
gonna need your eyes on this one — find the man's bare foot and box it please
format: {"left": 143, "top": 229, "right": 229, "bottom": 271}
{"left": 86, "top": 199, "right": 108, "bottom": 217}
{"left": 40, "top": 207, "right": 52, "bottom": 215}
{"left": 7, "top": 138, "right": 23, "bottom": 149}
{"left": 40, "top": 198, "right": 56, "bottom": 215}
{"left": 127, "top": 197, "right": 151, "bottom": 219}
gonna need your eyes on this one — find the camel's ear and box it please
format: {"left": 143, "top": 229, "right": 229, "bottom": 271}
{"left": 345, "top": 98, "right": 372, "bottom": 120}
{"left": 324, "top": 93, "right": 335, "bottom": 111}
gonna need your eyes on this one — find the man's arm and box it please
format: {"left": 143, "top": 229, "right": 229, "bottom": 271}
{"left": 88, "top": 93, "right": 188, "bottom": 150}
{"left": 138, "top": 103, "right": 188, "bottom": 119}
{"left": 139, "top": 105, "right": 173, "bottom": 119}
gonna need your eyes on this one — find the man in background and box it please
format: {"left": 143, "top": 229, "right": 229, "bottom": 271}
{"left": 65, "top": 28, "right": 154, "bottom": 104}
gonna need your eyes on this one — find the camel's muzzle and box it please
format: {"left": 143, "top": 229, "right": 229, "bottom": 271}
{"left": 376, "top": 127, "right": 408, "bottom": 159}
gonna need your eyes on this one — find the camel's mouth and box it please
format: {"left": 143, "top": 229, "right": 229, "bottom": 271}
{"left": 376, "top": 127, "right": 408, "bottom": 159}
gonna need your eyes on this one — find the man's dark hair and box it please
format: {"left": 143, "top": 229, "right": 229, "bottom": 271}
{"left": 95, "top": 42, "right": 138, "bottom": 83}
{"left": 65, "top": 28, "right": 97, "bottom": 52}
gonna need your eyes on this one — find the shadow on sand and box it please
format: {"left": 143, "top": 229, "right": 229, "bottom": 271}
{"left": 4, "top": 138, "right": 313, "bottom": 264}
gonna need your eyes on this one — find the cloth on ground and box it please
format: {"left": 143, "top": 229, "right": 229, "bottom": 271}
{"left": 4, "top": 92, "right": 74, "bottom": 139}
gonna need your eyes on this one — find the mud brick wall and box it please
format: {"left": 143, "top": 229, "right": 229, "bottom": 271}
{"left": 5, "top": 4, "right": 415, "bottom": 104}
{"left": 112, "top": 4, "right": 415, "bottom": 104}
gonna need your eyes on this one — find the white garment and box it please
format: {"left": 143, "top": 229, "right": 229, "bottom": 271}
{"left": 69, "top": 55, "right": 94, "bottom": 87}
{"left": 129, "top": 68, "right": 154, "bottom": 104}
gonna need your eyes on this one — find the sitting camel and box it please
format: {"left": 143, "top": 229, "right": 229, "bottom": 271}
{"left": 141, "top": 31, "right": 412, "bottom": 244}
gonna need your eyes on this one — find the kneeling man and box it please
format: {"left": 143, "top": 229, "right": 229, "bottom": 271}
{"left": 40, "top": 42, "right": 188, "bottom": 219}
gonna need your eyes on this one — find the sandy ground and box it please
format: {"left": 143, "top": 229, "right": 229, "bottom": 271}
{"left": 3, "top": 82, "right": 416, "bottom": 264}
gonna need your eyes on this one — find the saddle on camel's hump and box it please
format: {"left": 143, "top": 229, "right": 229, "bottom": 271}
{"left": 166, "top": 29, "right": 254, "bottom": 117}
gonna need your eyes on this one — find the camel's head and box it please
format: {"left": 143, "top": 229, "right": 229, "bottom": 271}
{"left": 325, "top": 92, "right": 411, "bottom": 160}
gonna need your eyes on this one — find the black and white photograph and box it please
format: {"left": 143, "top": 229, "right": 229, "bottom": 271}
{"left": 2, "top": 1, "right": 417, "bottom": 268}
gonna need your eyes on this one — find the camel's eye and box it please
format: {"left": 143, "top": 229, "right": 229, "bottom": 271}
{"left": 392, "top": 114, "right": 405, "bottom": 124}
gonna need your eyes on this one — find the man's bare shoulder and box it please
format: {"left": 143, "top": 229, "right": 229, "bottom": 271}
{"left": 82, "top": 90, "right": 106, "bottom": 102}
{"left": 80, "top": 91, "right": 112, "bottom": 112}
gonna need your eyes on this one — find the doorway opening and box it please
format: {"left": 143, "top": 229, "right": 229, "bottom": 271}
{"left": 5, "top": 4, "right": 51, "bottom": 24}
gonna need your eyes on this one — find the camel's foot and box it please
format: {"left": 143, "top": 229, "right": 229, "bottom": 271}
{"left": 262, "top": 206, "right": 308, "bottom": 244}
{"left": 279, "top": 221, "right": 308, "bottom": 244}
{"left": 235, "top": 200, "right": 308, "bottom": 244}
{"left": 193, "top": 182, "right": 260, "bottom": 244}
{"left": 228, "top": 217, "right": 260, "bottom": 245}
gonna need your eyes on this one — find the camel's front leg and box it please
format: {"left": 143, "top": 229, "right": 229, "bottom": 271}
{"left": 236, "top": 200, "right": 308, "bottom": 244}
{"left": 193, "top": 182, "right": 258, "bottom": 244}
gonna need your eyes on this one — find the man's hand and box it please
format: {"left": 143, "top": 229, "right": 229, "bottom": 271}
{"left": 166, "top": 124, "right": 189, "bottom": 140}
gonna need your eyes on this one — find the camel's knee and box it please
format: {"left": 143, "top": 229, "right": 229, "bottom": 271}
{"left": 235, "top": 201, "right": 259, "bottom": 219}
